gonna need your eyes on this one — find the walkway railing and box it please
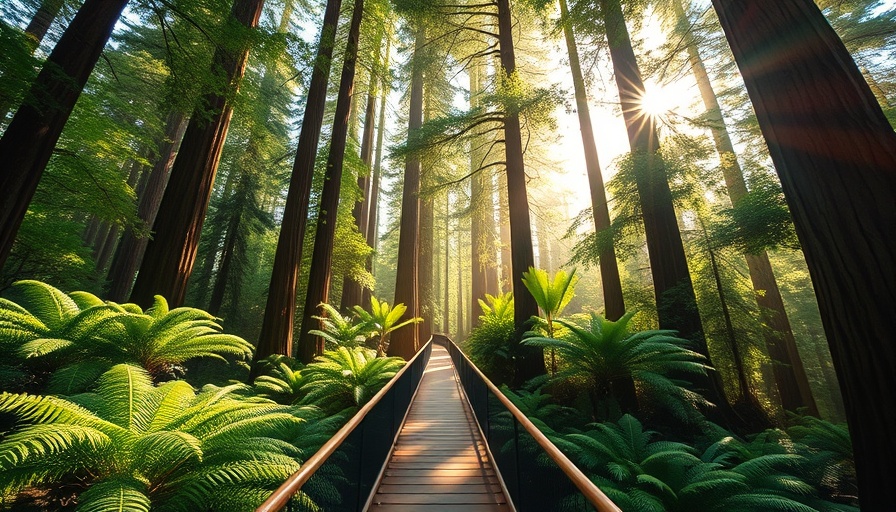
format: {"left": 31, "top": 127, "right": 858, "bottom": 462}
{"left": 257, "top": 338, "right": 433, "bottom": 512}
{"left": 443, "top": 335, "right": 622, "bottom": 512}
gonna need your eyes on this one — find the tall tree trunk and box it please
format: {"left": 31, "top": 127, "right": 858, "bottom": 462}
{"left": 389, "top": 24, "right": 426, "bottom": 360}
{"left": 710, "top": 1, "right": 896, "bottom": 507}
{"left": 469, "top": 61, "right": 494, "bottom": 325}
{"left": 0, "top": 0, "right": 129, "bottom": 270}
{"left": 418, "top": 84, "right": 435, "bottom": 343}
{"left": 559, "top": 0, "right": 625, "bottom": 320}
{"left": 297, "top": 0, "right": 366, "bottom": 363}
{"left": 498, "top": 173, "right": 512, "bottom": 293}
{"left": 496, "top": 0, "right": 545, "bottom": 384}
{"left": 105, "top": 111, "right": 187, "bottom": 302}
{"left": 360, "top": 29, "right": 392, "bottom": 310}
{"left": 600, "top": 0, "right": 741, "bottom": 422}
{"left": 340, "top": 24, "right": 384, "bottom": 312}
{"left": 443, "top": 192, "right": 451, "bottom": 334}
{"left": 129, "top": 0, "right": 266, "bottom": 308}
{"left": 24, "top": 0, "right": 64, "bottom": 51}
{"left": 673, "top": 0, "right": 817, "bottom": 418}
{"left": 207, "top": 180, "right": 248, "bottom": 316}
{"left": 254, "top": 0, "right": 343, "bottom": 365}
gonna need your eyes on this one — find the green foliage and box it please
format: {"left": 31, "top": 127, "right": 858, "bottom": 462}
{"left": 524, "top": 312, "right": 711, "bottom": 421}
{"left": 464, "top": 293, "right": 516, "bottom": 385}
{"left": 299, "top": 347, "right": 405, "bottom": 414}
{"left": 1, "top": 280, "right": 253, "bottom": 393}
{"left": 0, "top": 364, "right": 315, "bottom": 511}
{"left": 352, "top": 296, "right": 421, "bottom": 356}
{"left": 713, "top": 174, "right": 800, "bottom": 254}
{"left": 309, "top": 303, "right": 370, "bottom": 350}
{"left": 787, "top": 415, "right": 857, "bottom": 503}
{"left": 253, "top": 355, "right": 307, "bottom": 405}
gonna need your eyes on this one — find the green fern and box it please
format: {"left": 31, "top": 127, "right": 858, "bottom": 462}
{"left": 308, "top": 302, "right": 371, "bottom": 350}
{"left": 463, "top": 293, "right": 515, "bottom": 385}
{"left": 524, "top": 311, "right": 711, "bottom": 421}
{"left": 2, "top": 280, "right": 253, "bottom": 392}
{"left": 300, "top": 347, "right": 405, "bottom": 413}
{"left": 0, "top": 363, "right": 317, "bottom": 510}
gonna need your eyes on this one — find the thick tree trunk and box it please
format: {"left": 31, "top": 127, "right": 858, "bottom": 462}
{"left": 559, "top": 0, "right": 625, "bottom": 321}
{"left": 106, "top": 112, "right": 187, "bottom": 302}
{"left": 600, "top": 0, "right": 734, "bottom": 418}
{"left": 389, "top": 25, "right": 426, "bottom": 360}
{"left": 297, "top": 0, "right": 365, "bottom": 363}
{"left": 710, "top": 1, "right": 896, "bottom": 507}
{"left": 496, "top": 0, "right": 545, "bottom": 384}
{"left": 497, "top": 173, "right": 512, "bottom": 294}
{"left": 673, "top": 0, "right": 817, "bottom": 418}
{"left": 0, "top": 0, "right": 129, "bottom": 269}
{"left": 254, "top": 0, "right": 343, "bottom": 365}
{"left": 470, "top": 62, "right": 488, "bottom": 325}
{"left": 129, "top": 0, "right": 265, "bottom": 308}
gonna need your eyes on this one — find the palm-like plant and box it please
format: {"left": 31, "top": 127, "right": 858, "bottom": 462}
{"left": 2, "top": 280, "right": 253, "bottom": 393}
{"left": 352, "top": 296, "right": 420, "bottom": 357}
{"left": 524, "top": 311, "right": 711, "bottom": 421}
{"left": 521, "top": 267, "right": 578, "bottom": 375}
{"left": 0, "top": 363, "right": 315, "bottom": 511}
{"left": 300, "top": 347, "right": 405, "bottom": 413}
{"left": 308, "top": 303, "right": 371, "bottom": 350}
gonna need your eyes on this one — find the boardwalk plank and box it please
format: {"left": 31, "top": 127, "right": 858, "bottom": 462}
{"left": 366, "top": 344, "right": 510, "bottom": 511}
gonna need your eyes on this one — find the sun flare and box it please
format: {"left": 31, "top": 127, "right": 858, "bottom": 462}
{"left": 637, "top": 81, "right": 675, "bottom": 119}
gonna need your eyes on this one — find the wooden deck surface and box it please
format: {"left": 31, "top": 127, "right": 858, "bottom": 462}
{"left": 366, "top": 344, "right": 510, "bottom": 511}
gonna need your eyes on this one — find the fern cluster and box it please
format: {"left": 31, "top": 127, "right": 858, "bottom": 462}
{"left": 1, "top": 280, "right": 253, "bottom": 393}
{"left": 0, "top": 280, "right": 409, "bottom": 511}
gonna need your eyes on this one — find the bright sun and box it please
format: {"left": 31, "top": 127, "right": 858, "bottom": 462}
{"left": 638, "top": 81, "right": 674, "bottom": 119}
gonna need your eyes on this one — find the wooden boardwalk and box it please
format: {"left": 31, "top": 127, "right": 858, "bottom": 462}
{"left": 366, "top": 344, "right": 511, "bottom": 511}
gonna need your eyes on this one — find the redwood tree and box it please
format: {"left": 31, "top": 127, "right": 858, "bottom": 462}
{"left": 598, "top": 0, "right": 733, "bottom": 418}
{"left": 0, "top": 0, "right": 130, "bottom": 270}
{"left": 711, "top": 0, "right": 896, "bottom": 507}
{"left": 497, "top": 0, "right": 545, "bottom": 384}
{"left": 297, "top": 0, "right": 366, "bottom": 363}
{"left": 129, "top": 0, "right": 266, "bottom": 308}
{"left": 559, "top": 0, "right": 625, "bottom": 321}
{"left": 389, "top": 24, "right": 426, "bottom": 360}
{"left": 254, "top": 0, "right": 343, "bottom": 364}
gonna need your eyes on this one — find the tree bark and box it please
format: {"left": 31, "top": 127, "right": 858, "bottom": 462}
{"left": 106, "top": 111, "right": 187, "bottom": 302}
{"left": 0, "top": 0, "right": 129, "bottom": 270}
{"left": 297, "top": 0, "right": 366, "bottom": 363}
{"left": 496, "top": 0, "right": 545, "bottom": 384}
{"left": 254, "top": 0, "right": 343, "bottom": 364}
{"left": 389, "top": 24, "right": 426, "bottom": 360}
{"left": 559, "top": 0, "right": 625, "bottom": 321}
{"left": 710, "top": 0, "right": 896, "bottom": 507}
{"left": 129, "top": 0, "right": 265, "bottom": 308}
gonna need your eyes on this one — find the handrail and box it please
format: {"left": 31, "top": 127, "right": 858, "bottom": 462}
{"left": 441, "top": 335, "right": 622, "bottom": 512}
{"left": 256, "top": 337, "right": 433, "bottom": 512}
